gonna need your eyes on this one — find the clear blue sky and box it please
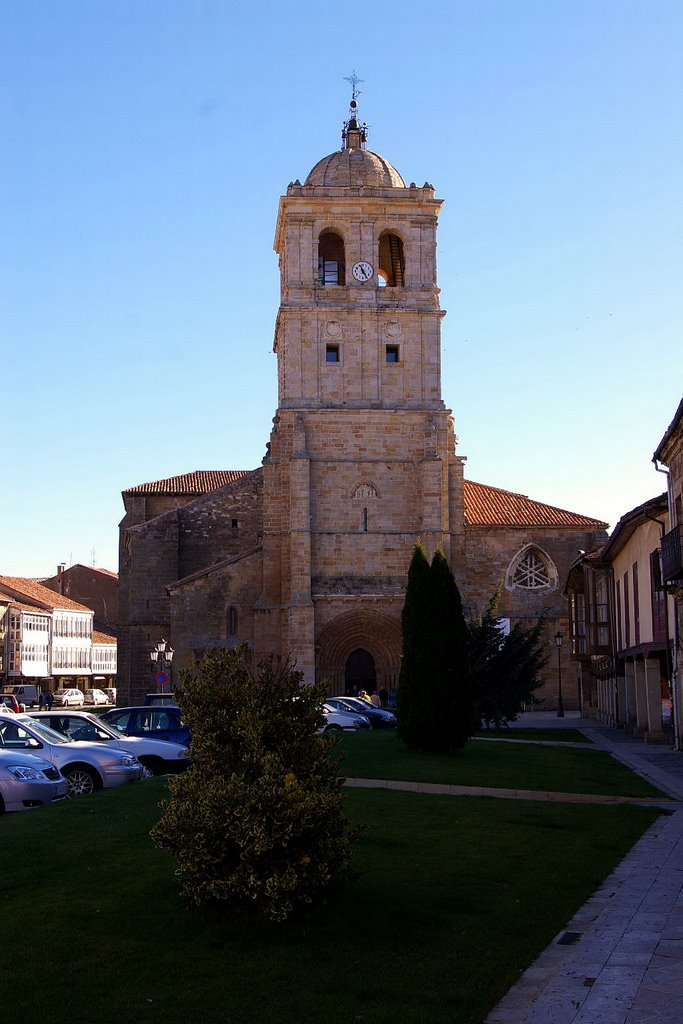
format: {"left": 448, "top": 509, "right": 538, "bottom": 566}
{"left": 2, "top": 0, "right": 681, "bottom": 576}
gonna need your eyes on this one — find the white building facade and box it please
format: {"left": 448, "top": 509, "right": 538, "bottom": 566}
{"left": 0, "top": 577, "right": 116, "bottom": 693}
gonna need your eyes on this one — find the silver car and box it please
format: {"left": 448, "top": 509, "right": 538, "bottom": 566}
{"left": 320, "top": 703, "right": 371, "bottom": 733}
{"left": 51, "top": 688, "right": 85, "bottom": 708}
{"left": 0, "top": 749, "right": 68, "bottom": 812}
{"left": 0, "top": 713, "right": 143, "bottom": 798}
{"left": 28, "top": 711, "right": 191, "bottom": 777}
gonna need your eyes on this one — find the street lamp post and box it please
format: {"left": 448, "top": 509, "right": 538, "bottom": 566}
{"left": 149, "top": 639, "right": 174, "bottom": 694}
{"left": 555, "top": 630, "right": 565, "bottom": 718}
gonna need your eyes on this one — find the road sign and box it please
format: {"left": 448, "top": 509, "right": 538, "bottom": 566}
{"left": 155, "top": 670, "right": 169, "bottom": 686}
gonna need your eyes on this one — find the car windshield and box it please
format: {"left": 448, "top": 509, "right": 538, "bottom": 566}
{"left": 57, "top": 716, "right": 117, "bottom": 742}
{"left": 16, "top": 718, "right": 71, "bottom": 744}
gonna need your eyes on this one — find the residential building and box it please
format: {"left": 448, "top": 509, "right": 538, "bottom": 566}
{"left": 92, "top": 628, "right": 118, "bottom": 686}
{"left": 40, "top": 563, "right": 118, "bottom": 629}
{"left": 0, "top": 576, "right": 116, "bottom": 694}
{"left": 654, "top": 397, "right": 683, "bottom": 748}
{"left": 0, "top": 596, "right": 9, "bottom": 684}
{"left": 565, "top": 494, "right": 674, "bottom": 742}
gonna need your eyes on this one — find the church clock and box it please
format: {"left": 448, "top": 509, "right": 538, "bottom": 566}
{"left": 352, "top": 260, "right": 374, "bottom": 282}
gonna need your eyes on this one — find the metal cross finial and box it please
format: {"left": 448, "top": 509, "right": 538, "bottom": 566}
{"left": 344, "top": 71, "right": 364, "bottom": 101}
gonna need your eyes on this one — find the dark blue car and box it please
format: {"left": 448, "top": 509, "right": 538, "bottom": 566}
{"left": 100, "top": 706, "right": 191, "bottom": 747}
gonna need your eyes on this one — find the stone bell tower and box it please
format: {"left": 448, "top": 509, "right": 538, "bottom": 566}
{"left": 254, "top": 84, "right": 466, "bottom": 689}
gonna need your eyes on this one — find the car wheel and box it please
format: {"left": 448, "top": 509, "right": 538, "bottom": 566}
{"left": 138, "top": 757, "right": 164, "bottom": 778}
{"left": 64, "top": 766, "right": 99, "bottom": 798}
{"left": 323, "top": 724, "right": 342, "bottom": 733}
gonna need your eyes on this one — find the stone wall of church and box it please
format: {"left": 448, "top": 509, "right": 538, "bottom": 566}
{"left": 462, "top": 523, "right": 608, "bottom": 710}
{"left": 277, "top": 308, "right": 444, "bottom": 408}
{"left": 300, "top": 407, "right": 460, "bottom": 577}
{"left": 118, "top": 510, "right": 180, "bottom": 703}
{"left": 313, "top": 598, "right": 404, "bottom": 695}
{"left": 177, "top": 471, "right": 263, "bottom": 579}
{"left": 168, "top": 548, "right": 264, "bottom": 676}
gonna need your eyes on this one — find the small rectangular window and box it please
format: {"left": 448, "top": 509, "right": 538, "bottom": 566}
{"left": 386, "top": 345, "right": 400, "bottom": 363}
{"left": 231, "top": 519, "right": 238, "bottom": 529}
{"left": 326, "top": 345, "right": 340, "bottom": 363}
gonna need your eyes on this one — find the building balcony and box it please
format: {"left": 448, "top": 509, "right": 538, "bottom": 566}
{"left": 661, "top": 525, "right": 683, "bottom": 583}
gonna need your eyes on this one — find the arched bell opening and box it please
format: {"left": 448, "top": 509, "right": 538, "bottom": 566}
{"left": 318, "top": 231, "right": 346, "bottom": 285}
{"left": 378, "top": 231, "right": 405, "bottom": 287}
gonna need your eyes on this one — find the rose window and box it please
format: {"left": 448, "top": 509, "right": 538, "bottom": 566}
{"left": 512, "top": 551, "right": 550, "bottom": 590}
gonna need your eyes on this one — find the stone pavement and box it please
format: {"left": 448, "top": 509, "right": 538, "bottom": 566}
{"left": 485, "top": 713, "right": 683, "bottom": 1024}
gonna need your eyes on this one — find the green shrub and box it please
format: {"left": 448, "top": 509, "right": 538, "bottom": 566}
{"left": 469, "top": 593, "right": 547, "bottom": 727}
{"left": 150, "top": 648, "right": 358, "bottom": 922}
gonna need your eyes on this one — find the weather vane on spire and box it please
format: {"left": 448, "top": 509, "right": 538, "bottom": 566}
{"left": 343, "top": 71, "right": 364, "bottom": 103}
{"left": 341, "top": 71, "right": 368, "bottom": 149}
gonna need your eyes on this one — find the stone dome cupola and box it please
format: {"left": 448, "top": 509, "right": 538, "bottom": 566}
{"left": 304, "top": 81, "right": 406, "bottom": 189}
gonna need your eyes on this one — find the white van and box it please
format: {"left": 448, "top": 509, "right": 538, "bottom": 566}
{"left": 2, "top": 685, "right": 40, "bottom": 708}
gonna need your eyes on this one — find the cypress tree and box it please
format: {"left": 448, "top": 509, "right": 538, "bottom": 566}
{"left": 429, "top": 548, "right": 476, "bottom": 750}
{"left": 396, "top": 543, "right": 433, "bottom": 748}
{"left": 397, "top": 544, "right": 475, "bottom": 752}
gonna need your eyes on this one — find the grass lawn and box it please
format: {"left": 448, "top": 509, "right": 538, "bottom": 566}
{"left": 0, "top": 780, "right": 660, "bottom": 1024}
{"left": 338, "top": 731, "right": 667, "bottom": 798}
{"left": 475, "top": 727, "right": 592, "bottom": 744}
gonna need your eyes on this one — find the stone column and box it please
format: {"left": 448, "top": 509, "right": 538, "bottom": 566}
{"left": 644, "top": 657, "right": 665, "bottom": 742}
{"left": 624, "top": 661, "right": 637, "bottom": 729}
{"left": 616, "top": 673, "right": 627, "bottom": 727}
{"left": 287, "top": 414, "right": 315, "bottom": 684}
{"left": 634, "top": 658, "right": 648, "bottom": 734}
{"left": 420, "top": 416, "right": 444, "bottom": 560}
{"left": 598, "top": 678, "right": 608, "bottom": 724}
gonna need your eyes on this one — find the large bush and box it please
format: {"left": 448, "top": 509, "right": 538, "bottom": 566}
{"left": 151, "top": 648, "right": 358, "bottom": 922}
{"left": 397, "top": 545, "right": 475, "bottom": 752}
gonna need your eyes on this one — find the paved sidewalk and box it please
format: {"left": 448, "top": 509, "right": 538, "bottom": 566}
{"left": 485, "top": 714, "right": 683, "bottom": 1024}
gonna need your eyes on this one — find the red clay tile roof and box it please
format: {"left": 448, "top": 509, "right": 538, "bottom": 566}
{"left": 92, "top": 629, "right": 117, "bottom": 645}
{"left": 124, "top": 468, "right": 606, "bottom": 529}
{"left": 0, "top": 577, "right": 93, "bottom": 613}
{"left": 124, "top": 471, "right": 251, "bottom": 495}
{"left": 463, "top": 480, "right": 607, "bottom": 529}
{"left": 0, "top": 596, "right": 50, "bottom": 614}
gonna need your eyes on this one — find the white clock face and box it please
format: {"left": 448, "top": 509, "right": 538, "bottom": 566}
{"left": 352, "top": 261, "right": 374, "bottom": 282}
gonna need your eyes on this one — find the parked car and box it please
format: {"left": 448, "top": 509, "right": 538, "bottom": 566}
{"left": 0, "top": 694, "right": 21, "bottom": 714}
{"left": 51, "top": 688, "right": 85, "bottom": 708}
{"left": 2, "top": 685, "right": 40, "bottom": 708}
{"left": 319, "top": 703, "right": 371, "bottom": 733}
{"left": 326, "top": 696, "right": 397, "bottom": 729}
{"left": 0, "top": 749, "right": 68, "bottom": 812}
{"left": 0, "top": 713, "right": 143, "bottom": 798}
{"left": 104, "top": 687, "right": 117, "bottom": 705}
{"left": 144, "top": 692, "right": 179, "bottom": 707}
{"left": 28, "top": 711, "right": 190, "bottom": 777}
{"left": 100, "top": 706, "right": 191, "bottom": 747}
{"left": 84, "top": 688, "right": 108, "bottom": 706}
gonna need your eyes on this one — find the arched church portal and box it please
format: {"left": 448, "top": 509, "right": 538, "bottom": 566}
{"left": 315, "top": 609, "right": 401, "bottom": 698}
{"left": 344, "top": 648, "right": 376, "bottom": 696}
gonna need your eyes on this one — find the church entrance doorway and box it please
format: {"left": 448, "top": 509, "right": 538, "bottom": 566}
{"left": 344, "top": 648, "right": 376, "bottom": 696}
